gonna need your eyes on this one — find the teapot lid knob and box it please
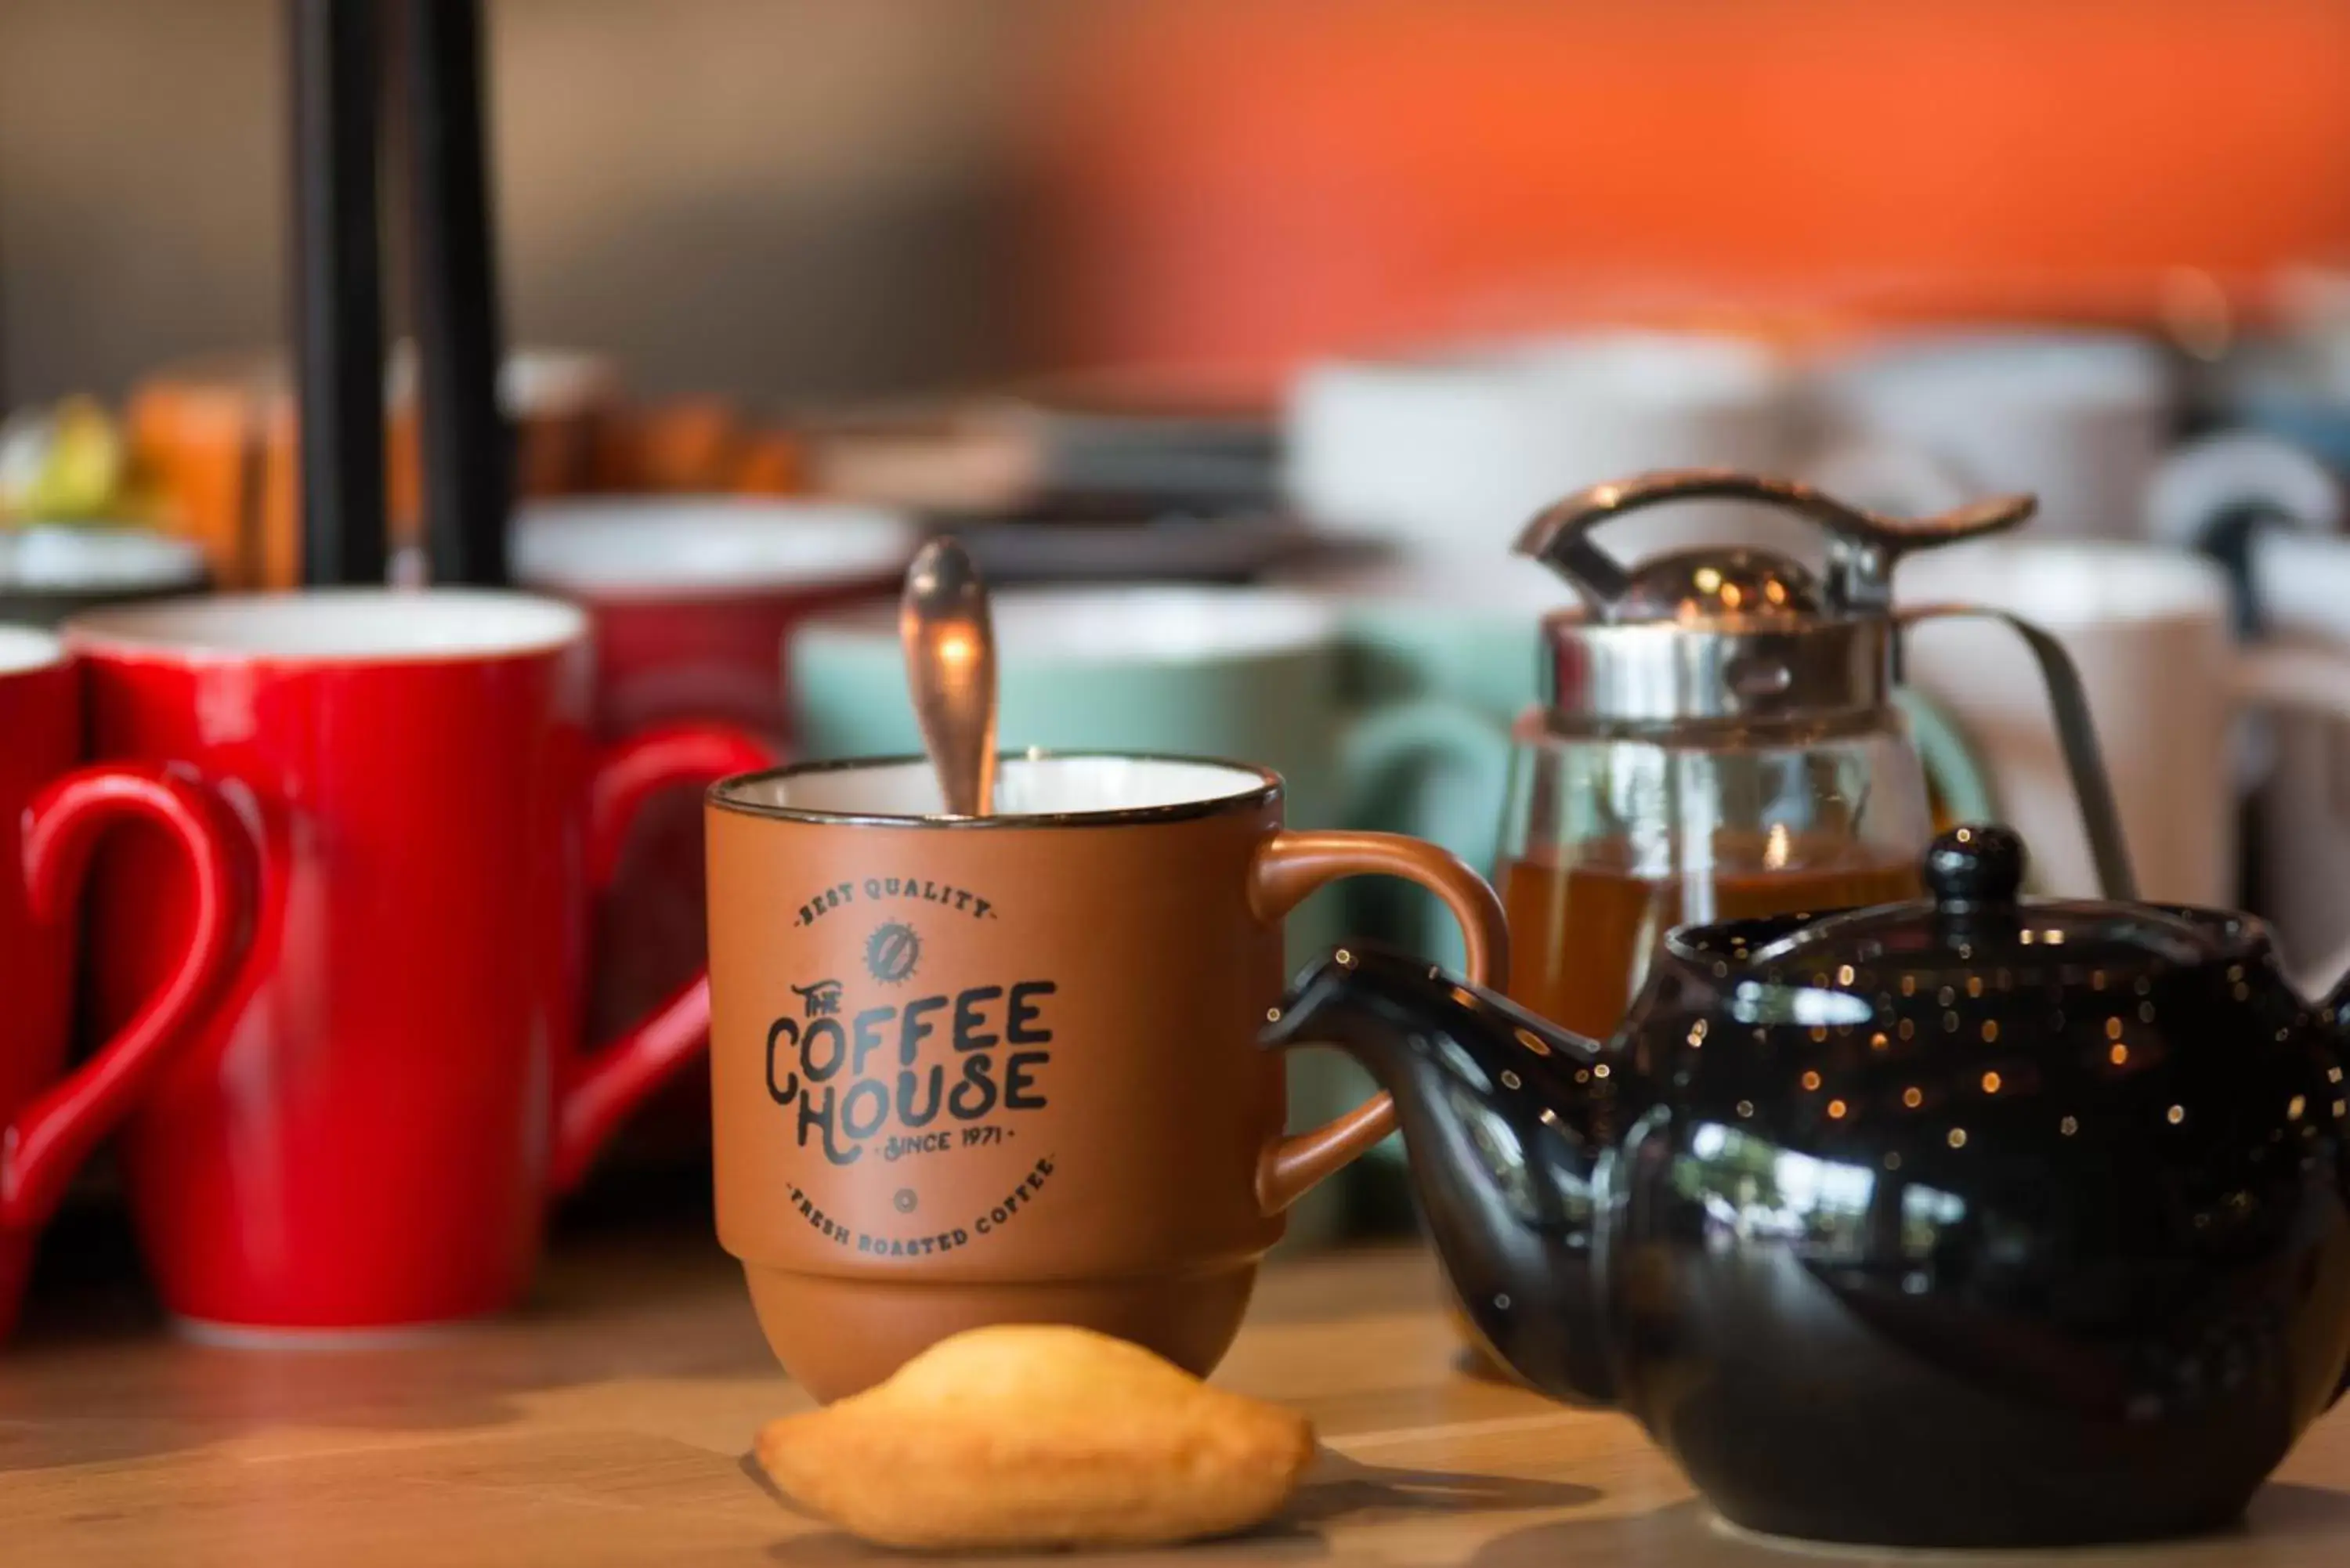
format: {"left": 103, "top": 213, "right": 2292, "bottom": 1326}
{"left": 1745, "top": 820, "right": 2226, "bottom": 973}
{"left": 1924, "top": 825, "right": 2026, "bottom": 910}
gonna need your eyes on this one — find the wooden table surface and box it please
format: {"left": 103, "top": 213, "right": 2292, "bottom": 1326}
{"left": 5, "top": 1218, "right": 2350, "bottom": 1567}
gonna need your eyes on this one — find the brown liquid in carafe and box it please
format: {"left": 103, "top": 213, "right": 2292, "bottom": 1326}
{"left": 1499, "top": 838, "right": 1921, "bottom": 1042}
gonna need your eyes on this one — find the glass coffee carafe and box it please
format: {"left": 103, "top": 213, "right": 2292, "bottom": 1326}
{"left": 1495, "top": 470, "right": 2135, "bottom": 1040}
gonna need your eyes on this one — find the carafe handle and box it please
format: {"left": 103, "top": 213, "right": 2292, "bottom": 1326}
{"left": 1896, "top": 605, "right": 2138, "bottom": 901}
{"left": 1515, "top": 468, "right": 2035, "bottom": 615}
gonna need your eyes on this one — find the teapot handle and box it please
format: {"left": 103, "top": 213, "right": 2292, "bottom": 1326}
{"left": 1896, "top": 605, "right": 2138, "bottom": 901}
{"left": 1247, "top": 830, "right": 1509, "bottom": 1216}
{"left": 1514, "top": 468, "right": 2035, "bottom": 614}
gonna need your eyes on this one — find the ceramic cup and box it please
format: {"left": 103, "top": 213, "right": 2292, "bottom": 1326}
{"left": 1271, "top": 562, "right": 1546, "bottom": 970}
{"left": 2146, "top": 432, "right": 2350, "bottom": 987}
{"left": 705, "top": 753, "right": 1508, "bottom": 1400}
{"left": 1898, "top": 540, "right": 2350, "bottom": 905}
{"left": 65, "top": 591, "right": 772, "bottom": 1335}
{"left": 794, "top": 586, "right": 1344, "bottom": 818}
{"left": 0, "top": 628, "right": 242, "bottom": 1342}
{"left": 511, "top": 497, "right": 916, "bottom": 742}
{"left": 1285, "top": 331, "right": 1818, "bottom": 568}
{"left": 1811, "top": 329, "right": 2176, "bottom": 540}
{"left": 512, "top": 497, "right": 908, "bottom": 1050}
{"left": 2229, "top": 634, "right": 2350, "bottom": 991}
{"left": 787, "top": 587, "right": 1510, "bottom": 1237}
{"left": 0, "top": 526, "right": 209, "bottom": 627}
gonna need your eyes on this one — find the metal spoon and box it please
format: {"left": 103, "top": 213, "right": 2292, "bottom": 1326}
{"left": 898, "top": 535, "right": 997, "bottom": 817}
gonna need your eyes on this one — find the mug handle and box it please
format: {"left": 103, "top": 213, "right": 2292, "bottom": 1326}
{"left": 1338, "top": 698, "right": 1515, "bottom": 854}
{"left": 1891, "top": 685, "right": 2001, "bottom": 826}
{"left": 548, "top": 722, "right": 777, "bottom": 1196}
{"left": 1248, "top": 829, "right": 1509, "bottom": 1216}
{"left": 2, "top": 764, "right": 242, "bottom": 1234}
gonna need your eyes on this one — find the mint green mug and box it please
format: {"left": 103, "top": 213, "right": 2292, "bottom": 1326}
{"left": 1329, "top": 594, "right": 1531, "bottom": 968}
{"left": 791, "top": 587, "right": 1363, "bottom": 855}
{"left": 789, "top": 584, "right": 1531, "bottom": 875}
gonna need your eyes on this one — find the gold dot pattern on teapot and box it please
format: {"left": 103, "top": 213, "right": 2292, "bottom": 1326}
{"left": 1680, "top": 920, "right": 2334, "bottom": 1165}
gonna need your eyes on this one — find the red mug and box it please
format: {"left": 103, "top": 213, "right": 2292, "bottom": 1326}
{"left": 64, "top": 591, "right": 773, "bottom": 1335}
{"left": 510, "top": 497, "right": 916, "bottom": 742}
{"left": 0, "top": 629, "right": 242, "bottom": 1342}
{"left": 512, "top": 498, "right": 914, "bottom": 1135}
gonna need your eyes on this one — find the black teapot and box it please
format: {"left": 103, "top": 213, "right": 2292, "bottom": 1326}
{"left": 1264, "top": 826, "right": 2350, "bottom": 1548}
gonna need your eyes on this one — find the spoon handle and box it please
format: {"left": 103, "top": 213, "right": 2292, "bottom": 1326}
{"left": 899, "top": 537, "right": 997, "bottom": 817}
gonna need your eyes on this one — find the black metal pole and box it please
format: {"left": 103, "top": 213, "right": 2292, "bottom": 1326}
{"left": 400, "top": 0, "right": 511, "bottom": 587}
{"left": 290, "top": 0, "right": 388, "bottom": 587}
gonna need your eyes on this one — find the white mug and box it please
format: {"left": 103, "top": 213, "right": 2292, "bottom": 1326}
{"left": 1285, "top": 330, "right": 1817, "bottom": 569}
{"left": 2240, "top": 516, "right": 2350, "bottom": 988}
{"left": 2146, "top": 431, "right": 2350, "bottom": 987}
{"left": 1813, "top": 331, "right": 2176, "bottom": 540}
{"left": 1897, "top": 540, "right": 2350, "bottom": 920}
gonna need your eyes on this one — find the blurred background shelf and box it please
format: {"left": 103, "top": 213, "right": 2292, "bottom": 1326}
{"left": 9, "top": 0, "right": 2350, "bottom": 410}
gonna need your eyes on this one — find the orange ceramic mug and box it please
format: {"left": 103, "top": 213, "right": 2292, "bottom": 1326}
{"left": 706, "top": 752, "right": 1507, "bottom": 1400}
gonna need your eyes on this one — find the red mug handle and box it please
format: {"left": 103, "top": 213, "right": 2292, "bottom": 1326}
{"left": 548, "top": 722, "right": 777, "bottom": 1195}
{"left": 2, "top": 764, "right": 242, "bottom": 1233}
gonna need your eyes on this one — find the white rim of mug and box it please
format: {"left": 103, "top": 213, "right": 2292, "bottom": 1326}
{"left": 512, "top": 497, "right": 917, "bottom": 600}
{"left": 0, "top": 525, "right": 210, "bottom": 593}
{"left": 792, "top": 583, "right": 1340, "bottom": 665}
{"left": 1300, "top": 327, "right": 1788, "bottom": 412}
{"left": 710, "top": 750, "right": 1283, "bottom": 829}
{"left": 63, "top": 588, "right": 588, "bottom": 668}
{"left": 0, "top": 625, "right": 66, "bottom": 675}
{"left": 1500, "top": 327, "right": 1792, "bottom": 409}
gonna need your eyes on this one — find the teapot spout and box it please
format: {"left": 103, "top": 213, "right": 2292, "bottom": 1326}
{"left": 1261, "top": 946, "right": 1625, "bottom": 1406}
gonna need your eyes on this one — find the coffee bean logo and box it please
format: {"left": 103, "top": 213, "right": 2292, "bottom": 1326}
{"left": 894, "top": 1189, "right": 918, "bottom": 1214}
{"left": 865, "top": 920, "right": 921, "bottom": 985}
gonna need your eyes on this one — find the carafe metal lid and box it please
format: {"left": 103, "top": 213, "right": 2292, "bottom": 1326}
{"left": 1518, "top": 470, "right": 2032, "bottom": 728}
{"left": 1608, "top": 547, "right": 1820, "bottom": 623}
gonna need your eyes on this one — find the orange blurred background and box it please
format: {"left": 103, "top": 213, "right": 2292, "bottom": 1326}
{"left": 9, "top": 1, "right": 2350, "bottom": 405}
{"left": 1028, "top": 0, "right": 2350, "bottom": 379}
